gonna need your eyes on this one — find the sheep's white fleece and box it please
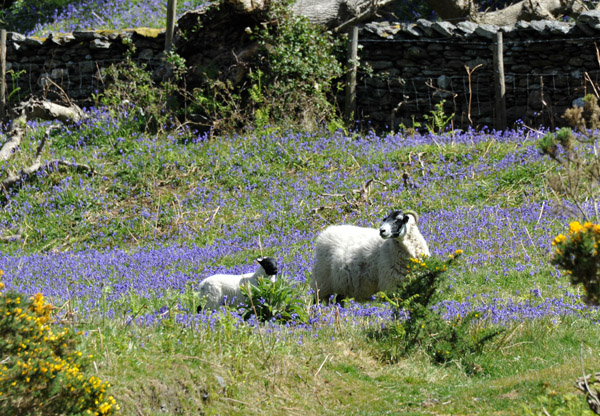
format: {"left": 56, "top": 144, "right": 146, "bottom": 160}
{"left": 198, "top": 266, "right": 274, "bottom": 310}
{"left": 311, "top": 215, "right": 430, "bottom": 301}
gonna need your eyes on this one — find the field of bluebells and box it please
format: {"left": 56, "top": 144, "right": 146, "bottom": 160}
{"left": 1, "top": 103, "right": 600, "bottom": 412}
{"left": 1, "top": 0, "right": 600, "bottom": 414}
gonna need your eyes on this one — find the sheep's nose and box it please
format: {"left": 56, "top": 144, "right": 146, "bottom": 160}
{"left": 379, "top": 229, "right": 386, "bottom": 237}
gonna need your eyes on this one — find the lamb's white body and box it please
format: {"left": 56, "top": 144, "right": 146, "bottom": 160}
{"left": 311, "top": 212, "right": 430, "bottom": 301}
{"left": 198, "top": 258, "right": 277, "bottom": 310}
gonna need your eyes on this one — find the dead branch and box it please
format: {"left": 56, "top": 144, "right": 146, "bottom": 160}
{"left": 465, "top": 64, "right": 483, "bottom": 126}
{"left": 0, "top": 227, "right": 22, "bottom": 243}
{"left": 576, "top": 372, "right": 600, "bottom": 414}
{"left": 15, "top": 98, "right": 85, "bottom": 125}
{"left": 0, "top": 114, "right": 27, "bottom": 162}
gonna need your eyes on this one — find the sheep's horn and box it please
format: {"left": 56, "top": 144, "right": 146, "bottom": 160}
{"left": 403, "top": 209, "right": 419, "bottom": 224}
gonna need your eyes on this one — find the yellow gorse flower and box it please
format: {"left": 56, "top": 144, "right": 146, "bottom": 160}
{"left": 552, "top": 234, "right": 566, "bottom": 246}
{"left": 569, "top": 221, "right": 583, "bottom": 234}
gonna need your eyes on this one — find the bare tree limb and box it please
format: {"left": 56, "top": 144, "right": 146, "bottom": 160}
{"left": 0, "top": 114, "right": 27, "bottom": 162}
{"left": 16, "top": 98, "right": 85, "bottom": 125}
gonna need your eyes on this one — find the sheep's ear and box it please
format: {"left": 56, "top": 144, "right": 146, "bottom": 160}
{"left": 402, "top": 215, "right": 410, "bottom": 224}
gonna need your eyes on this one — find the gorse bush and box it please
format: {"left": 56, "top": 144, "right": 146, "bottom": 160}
{"left": 562, "top": 94, "right": 600, "bottom": 132}
{"left": 552, "top": 221, "right": 600, "bottom": 305}
{"left": 371, "top": 251, "right": 501, "bottom": 372}
{"left": 0, "top": 270, "right": 119, "bottom": 415}
{"left": 240, "top": 276, "right": 310, "bottom": 324}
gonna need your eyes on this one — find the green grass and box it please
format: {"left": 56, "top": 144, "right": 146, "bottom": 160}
{"left": 75, "top": 314, "right": 600, "bottom": 415}
{"left": 2, "top": 110, "right": 600, "bottom": 414}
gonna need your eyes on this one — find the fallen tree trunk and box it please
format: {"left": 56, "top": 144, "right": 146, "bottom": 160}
{"left": 17, "top": 98, "right": 86, "bottom": 125}
{"left": 424, "top": 0, "right": 590, "bottom": 25}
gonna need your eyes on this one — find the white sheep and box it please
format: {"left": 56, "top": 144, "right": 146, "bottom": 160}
{"left": 196, "top": 257, "right": 278, "bottom": 312}
{"left": 311, "top": 209, "right": 430, "bottom": 302}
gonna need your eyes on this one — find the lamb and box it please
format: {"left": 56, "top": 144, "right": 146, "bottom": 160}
{"left": 311, "top": 209, "right": 430, "bottom": 302}
{"left": 196, "top": 257, "right": 278, "bottom": 312}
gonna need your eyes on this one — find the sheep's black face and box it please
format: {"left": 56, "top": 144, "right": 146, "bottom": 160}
{"left": 379, "top": 210, "right": 410, "bottom": 240}
{"left": 256, "top": 256, "right": 278, "bottom": 276}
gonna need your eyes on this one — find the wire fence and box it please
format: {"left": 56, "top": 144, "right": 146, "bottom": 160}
{"left": 5, "top": 57, "right": 165, "bottom": 104}
{"left": 356, "top": 35, "right": 600, "bottom": 128}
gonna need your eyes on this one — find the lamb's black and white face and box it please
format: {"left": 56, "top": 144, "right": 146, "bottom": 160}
{"left": 379, "top": 210, "right": 410, "bottom": 240}
{"left": 256, "top": 256, "right": 278, "bottom": 276}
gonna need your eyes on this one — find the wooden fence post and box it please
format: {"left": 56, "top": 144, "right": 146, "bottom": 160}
{"left": 344, "top": 25, "right": 358, "bottom": 122}
{"left": 165, "top": 0, "right": 177, "bottom": 52}
{"left": 0, "top": 29, "right": 6, "bottom": 118}
{"left": 493, "top": 31, "right": 506, "bottom": 131}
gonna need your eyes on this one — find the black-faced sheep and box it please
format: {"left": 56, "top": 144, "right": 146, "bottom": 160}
{"left": 311, "top": 209, "right": 430, "bottom": 302}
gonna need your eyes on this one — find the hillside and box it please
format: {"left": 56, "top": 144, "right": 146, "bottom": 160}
{"left": 1, "top": 1, "right": 600, "bottom": 415}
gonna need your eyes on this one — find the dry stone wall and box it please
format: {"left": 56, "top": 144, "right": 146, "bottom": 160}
{"left": 5, "top": 9, "right": 600, "bottom": 131}
{"left": 358, "top": 10, "right": 600, "bottom": 130}
{"left": 3, "top": 30, "right": 164, "bottom": 106}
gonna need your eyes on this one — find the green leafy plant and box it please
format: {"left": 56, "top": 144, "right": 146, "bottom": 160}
{"left": 370, "top": 251, "right": 501, "bottom": 372}
{"left": 521, "top": 383, "right": 595, "bottom": 416}
{"left": 0, "top": 270, "right": 119, "bottom": 415}
{"left": 423, "top": 99, "right": 454, "bottom": 134}
{"left": 240, "top": 276, "right": 310, "bottom": 324}
{"left": 7, "top": 68, "right": 26, "bottom": 104}
{"left": 538, "top": 126, "right": 600, "bottom": 221}
{"left": 247, "top": 0, "right": 344, "bottom": 131}
{"left": 96, "top": 53, "right": 175, "bottom": 133}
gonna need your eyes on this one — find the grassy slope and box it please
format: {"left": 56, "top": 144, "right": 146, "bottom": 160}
{"left": 1, "top": 113, "right": 599, "bottom": 414}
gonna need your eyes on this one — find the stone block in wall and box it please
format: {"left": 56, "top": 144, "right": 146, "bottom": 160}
{"left": 90, "top": 39, "right": 111, "bottom": 50}
{"left": 371, "top": 60, "right": 393, "bottom": 70}
{"left": 405, "top": 46, "right": 428, "bottom": 60}
{"left": 397, "top": 66, "right": 420, "bottom": 77}
{"left": 138, "top": 49, "right": 155, "bottom": 61}
{"left": 474, "top": 24, "right": 499, "bottom": 39}
{"left": 581, "top": 54, "right": 596, "bottom": 63}
{"left": 78, "top": 61, "right": 97, "bottom": 74}
{"left": 432, "top": 21, "right": 456, "bottom": 37}
{"left": 569, "top": 57, "right": 584, "bottom": 66}
{"left": 443, "top": 49, "right": 465, "bottom": 58}
{"left": 446, "top": 60, "right": 466, "bottom": 70}
{"left": 465, "top": 58, "right": 488, "bottom": 69}
{"left": 416, "top": 19, "right": 435, "bottom": 37}
{"left": 426, "top": 43, "right": 444, "bottom": 52}
{"left": 510, "top": 64, "right": 532, "bottom": 73}
{"left": 456, "top": 21, "right": 478, "bottom": 36}
{"left": 73, "top": 31, "right": 102, "bottom": 41}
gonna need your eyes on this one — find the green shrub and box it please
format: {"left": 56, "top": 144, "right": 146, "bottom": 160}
{"left": 370, "top": 251, "right": 501, "bottom": 372}
{"left": 240, "top": 276, "right": 310, "bottom": 324}
{"left": 0, "top": 270, "right": 119, "bottom": 415}
{"left": 248, "top": 0, "right": 344, "bottom": 131}
{"left": 538, "top": 126, "right": 600, "bottom": 221}
{"left": 96, "top": 42, "right": 177, "bottom": 134}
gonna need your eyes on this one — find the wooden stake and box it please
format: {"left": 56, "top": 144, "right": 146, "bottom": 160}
{"left": 344, "top": 25, "right": 358, "bottom": 122}
{"left": 165, "top": 0, "right": 177, "bottom": 52}
{"left": 493, "top": 31, "right": 506, "bottom": 131}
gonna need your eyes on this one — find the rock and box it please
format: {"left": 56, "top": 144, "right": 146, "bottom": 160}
{"left": 474, "top": 24, "right": 499, "bottom": 38}
{"left": 456, "top": 21, "right": 478, "bottom": 36}
{"left": 416, "top": 19, "right": 434, "bottom": 37}
{"left": 90, "top": 39, "right": 111, "bottom": 50}
{"left": 432, "top": 21, "right": 455, "bottom": 37}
